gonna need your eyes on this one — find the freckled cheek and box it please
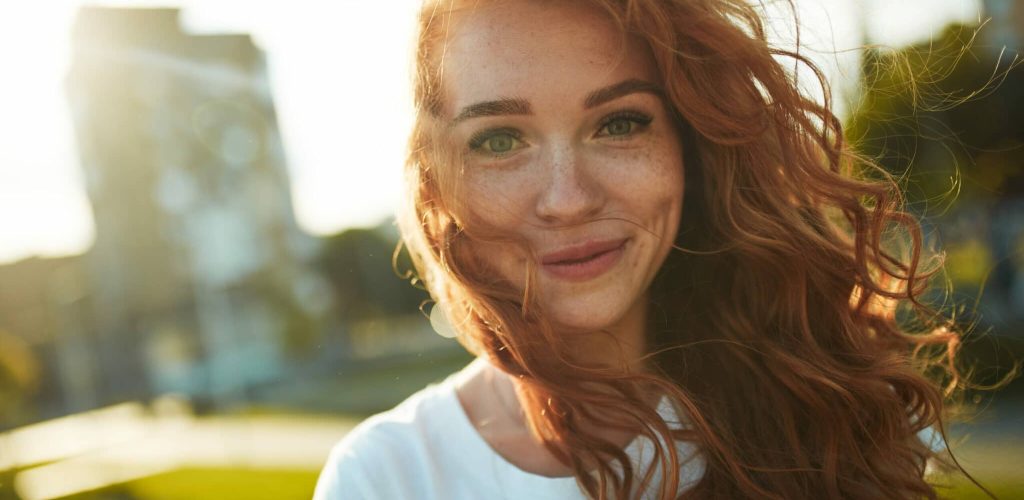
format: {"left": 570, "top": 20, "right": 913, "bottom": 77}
{"left": 598, "top": 147, "right": 684, "bottom": 209}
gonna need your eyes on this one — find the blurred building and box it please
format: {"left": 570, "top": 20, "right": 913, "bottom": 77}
{"left": 46, "top": 6, "right": 330, "bottom": 413}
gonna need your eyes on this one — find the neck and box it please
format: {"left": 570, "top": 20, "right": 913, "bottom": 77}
{"left": 480, "top": 294, "right": 654, "bottom": 426}
{"left": 478, "top": 296, "right": 658, "bottom": 462}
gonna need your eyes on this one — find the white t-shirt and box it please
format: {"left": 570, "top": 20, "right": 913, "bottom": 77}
{"left": 313, "top": 369, "right": 705, "bottom": 500}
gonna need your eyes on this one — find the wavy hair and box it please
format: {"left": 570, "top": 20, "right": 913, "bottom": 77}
{"left": 397, "top": 0, "right": 976, "bottom": 498}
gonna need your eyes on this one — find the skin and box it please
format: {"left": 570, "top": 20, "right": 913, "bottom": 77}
{"left": 440, "top": 0, "right": 685, "bottom": 477}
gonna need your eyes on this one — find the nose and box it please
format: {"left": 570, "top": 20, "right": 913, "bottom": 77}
{"left": 534, "top": 145, "right": 605, "bottom": 225}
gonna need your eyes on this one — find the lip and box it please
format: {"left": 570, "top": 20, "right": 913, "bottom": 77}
{"left": 540, "top": 238, "right": 628, "bottom": 282}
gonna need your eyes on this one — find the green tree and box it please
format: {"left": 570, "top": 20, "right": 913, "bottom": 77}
{"left": 316, "top": 225, "right": 429, "bottom": 321}
{"left": 847, "top": 24, "right": 1024, "bottom": 211}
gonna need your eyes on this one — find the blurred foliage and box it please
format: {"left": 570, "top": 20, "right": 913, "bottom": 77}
{"left": 0, "top": 330, "right": 40, "bottom": 428}
{"left": 246, "top": 271, "right": 323, "bottom": 356}
{"left": 846, "top": 24, "right": 1024, "bottom": 396}
{"left": 315, "top": 227, "right": 429, "bottom": 321}
{"left": 945, "top": 238, "right": 996, "bottom": 287}
{"left": 847, "top": 24, "right": 1024, "bottom": 211}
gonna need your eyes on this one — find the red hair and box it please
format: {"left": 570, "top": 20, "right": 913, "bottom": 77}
{"left": 398, "top": 0, "right": 977, "bottom": 497}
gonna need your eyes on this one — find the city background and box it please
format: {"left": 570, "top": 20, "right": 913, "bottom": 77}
{"left": 0, "top": 1, "right": 1021, "bottom": 499}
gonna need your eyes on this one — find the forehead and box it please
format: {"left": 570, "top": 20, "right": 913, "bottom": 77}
{"left": 441, "top": 1, "right": 659, "bottom": 115}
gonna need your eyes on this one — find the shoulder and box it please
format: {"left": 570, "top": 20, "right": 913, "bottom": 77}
{"left": 312, "top": 378, "right": 457, "bottom": 500}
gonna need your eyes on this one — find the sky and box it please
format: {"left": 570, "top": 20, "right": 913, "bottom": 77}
{"left": 0, "top": 0, "right": 983, "bottom": 264}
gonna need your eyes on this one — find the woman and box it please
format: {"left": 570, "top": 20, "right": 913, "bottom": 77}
{"left": 315, "top": 0, "right": 968, "bottom": 498}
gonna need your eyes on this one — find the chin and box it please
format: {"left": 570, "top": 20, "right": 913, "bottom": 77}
{"left": 545, "top": 299, "right": 630, "bottom": 334}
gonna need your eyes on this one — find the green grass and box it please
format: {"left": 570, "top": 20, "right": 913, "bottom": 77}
{"left": 58, "top": 468, "right": 320, "bottom": 500}
{"left": 936, "top": 476, "right": 1024, "bottom": 499}
{"left": 936, "top": 443, "right": 1024, "bottom": 499}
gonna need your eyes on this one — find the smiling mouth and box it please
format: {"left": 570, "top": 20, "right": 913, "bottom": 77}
{"left": 541, "top": 239, "right": 628, "bottom": 282}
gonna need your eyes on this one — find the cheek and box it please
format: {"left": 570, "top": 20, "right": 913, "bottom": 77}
{"left": 600, "top": 146, "right": 685, "bottom": 216}
{"left": 467, "top": 239, "right": 529, "bottom": 286}
{"left": 462, "top": 168, "right": 537, "bottom": 229}
{"left": 644, "top": 149, "right": 684, "bottom": 200}
{"left": 459, "top": 170, "right": 537, "bottom": 284}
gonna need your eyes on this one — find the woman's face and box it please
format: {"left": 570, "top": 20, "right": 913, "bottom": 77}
{"left": 442, "top": 0, "right": 685, "bottom": 333}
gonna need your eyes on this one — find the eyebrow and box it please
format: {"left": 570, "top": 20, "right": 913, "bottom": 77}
{"left": 451, "top": 78, "right": 664, "bottom": 125}
{"left": 583, "top": 78, "right": 665, "bottom": 109}
{"left": 452, "top": 98, "right": 532, "bottom": 124}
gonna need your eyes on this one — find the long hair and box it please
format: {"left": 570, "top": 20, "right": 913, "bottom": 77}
{"left": 398, "top": 0, "right": 970, "bottom": 498}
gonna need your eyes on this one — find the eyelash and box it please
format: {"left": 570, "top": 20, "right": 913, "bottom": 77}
{"left": 596, "top": 110, "right": 653, "bottom": 138}
{"left": 467, "top": 127, "right": 522, "bottom": 151}
{"left": 465, "top": 109, "right": 656, "bottom": 156}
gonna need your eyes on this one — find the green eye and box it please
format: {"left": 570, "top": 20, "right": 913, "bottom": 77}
{"left": 597, "top": 111, "right": 653, "bottom": 139}
{"left": 484, "top": 133, "right": 517, "bottom": 153}
{"left": 468, "top": 128, "right": 524, "bottom": 156}
{"left": 603, "top": 118, "right": 634, "bottom": 136}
